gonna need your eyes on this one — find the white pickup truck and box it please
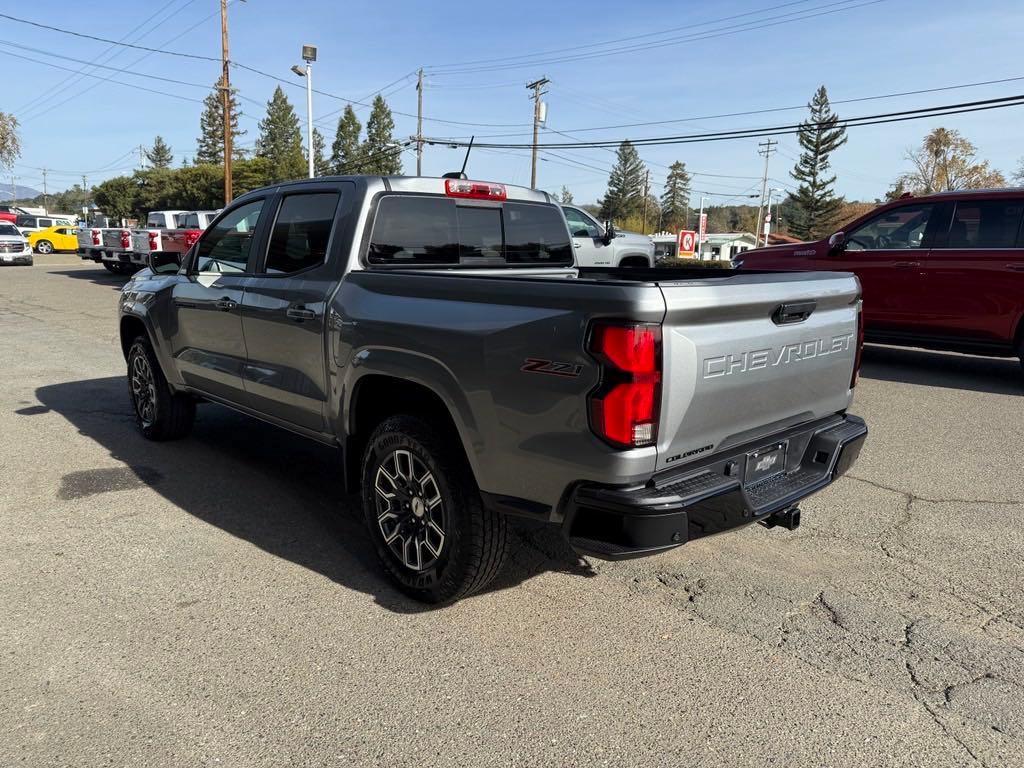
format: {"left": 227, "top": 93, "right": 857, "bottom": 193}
{"left": 78, "top": 211, "right": 189, "bottom": 274}
{"left": 131, "top": 210, "right": 218, "bottom": 261}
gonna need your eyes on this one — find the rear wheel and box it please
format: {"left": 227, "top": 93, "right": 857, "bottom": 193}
{"left": 127, "top": 336, "right": 195, "bottom": 440}
{"left": 103, "top": 262, "right": 119, "bottom": 273}
{"left": 35, "top": 240, "right": 53, "bottom": 254}
{"left": 361, "top": 415, "right": 508, "bottom": 603}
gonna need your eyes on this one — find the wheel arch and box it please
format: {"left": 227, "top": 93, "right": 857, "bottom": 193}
{"left": 616, "top": 253, "right": 652, "bottom": 268}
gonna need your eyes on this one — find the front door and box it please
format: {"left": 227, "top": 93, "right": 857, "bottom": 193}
{"left": 921, "top": 197, "right": 1024, "bottom": 345}
{"left": 563, "top": 206, "right": 612, "bottom": 266}
{"left": 169, "top": 198, "right": 266, "bottom": 403}
{"left": 825, "top": 201, "right": 939, "bottom": 333}
{"left": 241, "top": 187, "right": 348, "bottom": 432}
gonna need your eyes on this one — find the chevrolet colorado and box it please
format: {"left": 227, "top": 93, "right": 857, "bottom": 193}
{"left": 118, "top": 175, "right": 867, "bottom": 603}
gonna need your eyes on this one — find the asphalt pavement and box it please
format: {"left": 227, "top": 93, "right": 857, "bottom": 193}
{"left": 1, "top": 258, "right": 1022, "bottom": 767}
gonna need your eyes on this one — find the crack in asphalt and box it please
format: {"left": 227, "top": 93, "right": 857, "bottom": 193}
{"left": 846, "top": 474, "right": 1023, "bottom": 508}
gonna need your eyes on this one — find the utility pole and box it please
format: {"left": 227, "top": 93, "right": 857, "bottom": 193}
{"left": 10, "top": 175, "right": 16, "bottom": 210}
{"left": 415, "top": 68, "right": 424, "bottom": 176}
{"left": 220, "top": 0, "right": 233, "bottom": 204}
{"left": 641, "top": 169, "right": 650, "bottom": 234}
{"left": 42, "top": 169, "right": 48, "bottom": 212}
{"left": 526, "top": 77, "right": 549, "bottom": 189}
{"left": 754, "top": 138, "right": 777, "bottom": 247}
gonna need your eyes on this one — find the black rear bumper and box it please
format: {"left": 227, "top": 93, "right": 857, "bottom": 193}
{"left": 564, "top": 414, "right": 867, "bottom": 560}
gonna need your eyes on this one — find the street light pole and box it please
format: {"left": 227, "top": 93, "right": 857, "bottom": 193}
{"left": 696, "top": 195, "right": 707, "bottom": 260}
{"left": 292, "top": 45, "right": 317, "bottom": 179}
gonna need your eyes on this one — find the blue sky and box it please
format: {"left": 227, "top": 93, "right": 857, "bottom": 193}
{"left": 2, "top": 0, "right": 1022, "bottom": 205}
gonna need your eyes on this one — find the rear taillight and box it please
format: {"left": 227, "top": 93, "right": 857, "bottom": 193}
{"left": 444, "top": 179, "right": 507, "bottom": 201}
{"left": 148, "top": 231, "right": 159, "bottom": 250}
{"left": 91, "top": 229, "right": 101, "bottom": 246}
{"left": 588, "top": 322, "right": 662, "bottom": 448}
{"left": 120, "top": 230, "right": 131, "bottom": 249}
{"left": 851, "top": 304, "right": 864, "bottom": 388}
{"left": 184, "top": 230, "right": 201, "bottom": 248}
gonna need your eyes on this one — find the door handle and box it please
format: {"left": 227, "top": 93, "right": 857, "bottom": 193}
{"left": 573, "top": 240, "right": 582, "bottom": 248}
{"left": 893, "top": 261, "right": 920, "bottom": 268}
{"left": 215, "top": 297, "right": 237, "bottom": 311}
{"left": 287, "top": 306, "right": 317, "bottom": 322}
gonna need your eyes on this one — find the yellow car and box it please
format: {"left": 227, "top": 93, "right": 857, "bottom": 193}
{"left": 28, "top": 225, "right": 79, "bottom": 254}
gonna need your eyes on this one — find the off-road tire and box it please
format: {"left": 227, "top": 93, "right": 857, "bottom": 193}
{"left": 361, "top": 415, "right": 508, "bottom": 604}
{"left": 127, "top": 335, "right": 195, "bottom": 441}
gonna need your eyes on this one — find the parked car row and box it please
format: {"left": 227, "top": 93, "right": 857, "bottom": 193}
{"left": 735, "top": 188, "right": 1024, "bottom": 369}
{"left": 77, "top": 209, "right": 218, "bottom": 274}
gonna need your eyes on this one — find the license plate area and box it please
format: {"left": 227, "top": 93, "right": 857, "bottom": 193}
{"left": 745, "top": 442, "right": 787, "bottom": 485}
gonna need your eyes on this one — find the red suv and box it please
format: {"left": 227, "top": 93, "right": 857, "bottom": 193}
{"left": 737, "top": 189, "right": 1024, "bottom": 368}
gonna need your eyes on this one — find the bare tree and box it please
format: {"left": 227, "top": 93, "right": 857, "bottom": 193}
{"left": 894, "top": 127, "right": 1005, "bottom": 194}
{"left": 0, "top": 112, "right": 20, "bottom": 170}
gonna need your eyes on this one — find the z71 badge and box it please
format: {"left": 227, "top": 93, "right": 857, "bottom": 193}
{"left": 521, "top": 358, "right": 583, "bottom": 378}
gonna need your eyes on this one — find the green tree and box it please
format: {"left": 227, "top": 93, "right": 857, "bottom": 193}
{"left": 330, "top": 105, "right": 362, "bottom": 174}
{"left": 0, "top": 111, "right": 19, "bottom": 170}
{"left": 660, "top": 161, "right": 691, "bottom": 231}
{"left": 232, "top": 156, "right": 272, "bottom": 197}
{"left": 360, "top": 95, "right": 403, "bottom": 175}
{"left": 93, "top": 176, "right": 137, "bottom": 222}
{"left": 196, "top": 81, "right": 246, "bottom": 164}
{"left": 256, "top": 86, "right": 306, "bottom": 182}
{"left": 145, "top": 135, "right": 174, "bottom": 169}
{"left": 894, "top": 127, "right": 1006, "bottom": 194}
{"left": 559, "top": 185, "right": 574, "bottom": 204}
{"left": 599, "top": 140, "right": 646, "bottom": 223}
{"left": 312, "top": 128, "right": 326, "bottom": 176}
{"left": 788, "top": 86, "right": 847, "bottom": 240}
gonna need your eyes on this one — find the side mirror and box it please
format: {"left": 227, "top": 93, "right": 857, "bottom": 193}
{"left": 148, "top": 250, "right": 182, "bottom": 274}
{"left": 602, "top": 220, "right": 616, "bottom": 245}
{"left": 827, "top": 231, "right": 846, "bottom": 255}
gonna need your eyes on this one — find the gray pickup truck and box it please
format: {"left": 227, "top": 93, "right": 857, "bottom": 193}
{"left": 118, "top": 175, "right": 867, "bottom": 603}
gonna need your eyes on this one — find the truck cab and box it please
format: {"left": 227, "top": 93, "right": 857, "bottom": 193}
{"left": 561, "top": 205, "right": 655, "bottom": 267}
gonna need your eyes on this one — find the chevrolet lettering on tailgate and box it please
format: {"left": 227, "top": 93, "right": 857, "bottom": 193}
{"left": 703, "top": 333, "right": 855, "bottom": 379}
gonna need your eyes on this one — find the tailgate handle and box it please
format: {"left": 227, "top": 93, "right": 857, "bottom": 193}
{"left": 772, "top": 301, "right": 816, "bottom": 325}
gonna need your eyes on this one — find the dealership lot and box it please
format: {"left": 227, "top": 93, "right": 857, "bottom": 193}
{"left": 1, "top": 260, "right": 1022, "bottom": 767}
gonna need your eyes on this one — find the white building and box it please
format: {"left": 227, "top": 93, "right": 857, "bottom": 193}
{"left": 650, "top": 231, "right": 758, "bottom": 261}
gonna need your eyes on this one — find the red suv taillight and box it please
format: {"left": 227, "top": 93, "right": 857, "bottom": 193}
{"left": 851, "top": 303, "right": 864, "bottom": 388}
{"left": 184, "top": 230, "right": 201, "bottom": 248}
{"left": 148, "top": 231, "right": 159, "bottom": 250}
{"left": 588, "top": 322, "right": 662, "bottom": 448}
{"left": 91, "top": 229, "right": 101, "bottom": 246}
{"left": 119, "top": 230, "right": 131, "bottom": 249}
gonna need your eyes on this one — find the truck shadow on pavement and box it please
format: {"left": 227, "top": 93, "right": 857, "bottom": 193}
{"left": 861, "top": 344, "right": 1023, "bottom": 396}
{"left": 46, "top": 268, "right": 131, "bottom": 289}
{"left": 32, "top": 377, "right": 593, "bottom": 612}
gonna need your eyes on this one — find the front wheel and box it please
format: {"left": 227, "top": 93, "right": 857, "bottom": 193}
{"left": 361, "top": 415, "right": 508, "bottom": 603}
{"left": 127, "top": 336, "right": 195, "bottom": 440}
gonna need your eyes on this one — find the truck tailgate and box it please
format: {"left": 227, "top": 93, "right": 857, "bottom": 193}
{"left": 656, "top": 271, "right": 859, "bottom": 472}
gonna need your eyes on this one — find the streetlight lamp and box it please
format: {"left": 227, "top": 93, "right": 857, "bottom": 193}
{"left": 291, "top": 44, "right": 317, "bottom": 178}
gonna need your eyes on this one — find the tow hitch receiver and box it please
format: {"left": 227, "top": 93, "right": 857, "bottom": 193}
{"left": 760, "top": 505, "right": 801, "bottom": 531}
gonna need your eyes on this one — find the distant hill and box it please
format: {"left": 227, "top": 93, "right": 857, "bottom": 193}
{"left": 0, "top": 185, "right": 44, "bottom": 202}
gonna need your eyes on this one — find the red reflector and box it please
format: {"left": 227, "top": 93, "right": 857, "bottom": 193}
{"left": 588, "top": 322, "right": 662, "bottom": 448}
{"left": 444, "top": 179, "right": 507, "bottom": 201}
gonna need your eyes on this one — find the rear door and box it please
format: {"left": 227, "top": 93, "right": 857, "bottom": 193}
{"left": 656, "top": 272, "right": 861, "bottom": 472}
{"left": 921, "top": 197, "right": 1024, "bottom": 345}
{"left": 169, "top": 198, "right": 268, "bottom": 403}
{"left": 240, "top": 184, "right": 351, "bottom": 432}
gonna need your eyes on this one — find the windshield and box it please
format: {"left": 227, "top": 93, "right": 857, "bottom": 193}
{"left": 0, "top": 224, "right": 21, "bottom": 237}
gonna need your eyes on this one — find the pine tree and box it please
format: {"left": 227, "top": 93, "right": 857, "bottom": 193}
{"left": 599, "top": 140, "right": 646, "bottom": 222}
{"left": 145, "top": 135, "right": 174, "bottom": 169}
{"left": 360, "top": 95, "right": 403, "bottom": 175}
{"left": 330, "top": 105, "right": 362, "bottom": 174}
{"left": 196, "top": 81, "right": 246, "bottom": 164}
{"left": 559, "top": 186, "right": 573, "bottom": 204}
{"left": 312, "top": 128, "right": 326, "bottom": 176}
{"left": 660, "top": 161, "right": 691, "bottom": 231}
{"left": 256, "top": 86, "right": 306, "bottom": 182}
{"left": 789, "top": 85, "right": 847, "bottom": 240}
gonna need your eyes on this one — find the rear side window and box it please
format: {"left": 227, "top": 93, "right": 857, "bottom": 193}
{"left": 945, "top": 200, "right": 1024, "bottom": 249}
{"left": 367, "top": 195, "right": 572, "bottom": 266}
{"left": 264, "top": 192, "right": 340, "bottom": 274}
{"left": 183, "top": 213, "right": 200, "bottom": 228}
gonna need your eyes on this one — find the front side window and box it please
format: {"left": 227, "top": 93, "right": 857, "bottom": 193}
{"left": 193, "top": 200, "right": 263, "bottom": 273}
{"left": 564, "top": 207, "right": 601, "bottom": 238}
{"left": 264, "top": 192, "right": 340, "bottom": 274}
{"left": 943, "top": 199, "right": 1024, "bottom": 249}
{"left": 846, "top": 204, "right": 934, "bottom": 250}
